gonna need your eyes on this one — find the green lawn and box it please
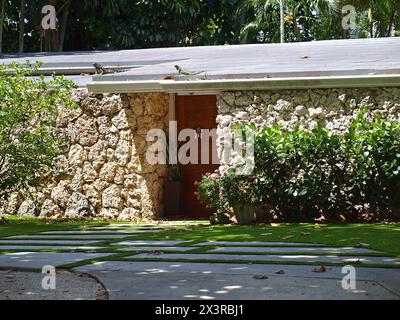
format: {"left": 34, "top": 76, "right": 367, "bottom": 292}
{"left": 0, "top": 216, "right": 111, "bottom": 238}
{"left": 129, "top": 223, "right": 400, "bottom": 257}
{"left": 1, "top": 216, "right": 399, "bottom": 257}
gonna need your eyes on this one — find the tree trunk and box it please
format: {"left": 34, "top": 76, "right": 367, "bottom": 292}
{"left": 280, "top": 0, "right": 285, "bottom": 43}
{"left": 340, "top": 12, "right": 347, "bottom": 39}
{"left": 387, "top": 3, "right": 397, "bottom": 37}
{"left": 18, "top": 0, "right": 25, "bottom": 53}
{"left": 0, "top": 0, "right": 5, "bottom": 54}
{"left": 58, "top": 0, "right": 70, "bottom": 51}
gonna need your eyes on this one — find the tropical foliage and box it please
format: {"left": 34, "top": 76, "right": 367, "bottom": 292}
{"left": 198, "top": 110, "right": 400, "bottom": 223}
{"left": 0, "top": 0, "right": 398, "bottom": 53}
{"left": 0, "top": 63, "right": 76, "bottom": 200}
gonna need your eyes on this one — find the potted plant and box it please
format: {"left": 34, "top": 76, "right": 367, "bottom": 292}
{"left": 198, "top": 169, "right": 257, "bottom": 225}
{"left": 222, "top": 172, "right": 257, "bottom": 225}
{"left": 164, "top": 163, "right": 181, "bottom": 216}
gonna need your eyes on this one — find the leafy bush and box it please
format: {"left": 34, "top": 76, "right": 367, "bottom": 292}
{"left": 196, "top": 171, "right": 231, "bottom": 224}
{"left": 0, "top": 62, "right": 76, "bottom": 201}
{"left": 198, "top": 109, "right": 400, "bottom": 223}
{"left": 345, "top": 111, "right": 400, "bottom": 220}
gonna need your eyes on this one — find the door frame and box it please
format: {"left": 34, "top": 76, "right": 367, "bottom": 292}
{"left": 169, "top": 93, "right": 219, "bottom": 218}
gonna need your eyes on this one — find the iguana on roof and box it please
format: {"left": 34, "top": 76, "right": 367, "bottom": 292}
{"left": 93, "top": 63, "right": 127, "bottom": 75}
{"left": 174, "top": 65, "right": 205, "bottom": 76}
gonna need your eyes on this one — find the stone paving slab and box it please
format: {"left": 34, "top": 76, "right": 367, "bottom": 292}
{"left": 197, "top": 241, "right": 325, "bottom": 247}
{"left": 75, "top": 261, "right": 400, "bottom": 300}
{"left": 4, "top": 234, "right": 135, "bottom": 240}
{"left": 208, "top": 246, "right": 379, "bottom": 255}
{"left": 114, "top": 240, "right": 191, "bottom": 246}
{"left": 116, "top": 246, "right": 199, "bottom": 252}
{"left": 128, "top": 253, "right": 400, "bottom": 266}
{"left": 0, "top": 252, "right": 110, "bottom": 269}
{"left": 0, "top": 240, "right": 100, "bottom": 245}
{"left": 89, "top": 226, "right": 162, "bottom": 230}
{"left": 39, "top": 230, "right": 149, "bottom": 235}
{"left": 83, "top": 228, "right": 161, "bottom": 233}
{"left": 0, "top": 245, "right": 104, "bottom": 251}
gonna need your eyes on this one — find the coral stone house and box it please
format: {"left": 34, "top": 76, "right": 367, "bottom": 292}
{"left": 1, "top": 37, "right": 400, "bottom": 220}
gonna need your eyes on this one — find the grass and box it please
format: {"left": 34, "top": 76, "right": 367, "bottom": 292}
{"left": 0, "top": 216, "right": 111, "bottom": 238}
{"left": 116, "top": 223, "right": 400, "bottom": 257}
{"left": 1, "top": 216, "right": 400, "bottom": 269}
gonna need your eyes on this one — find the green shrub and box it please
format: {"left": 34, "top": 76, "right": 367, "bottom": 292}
{"left": 253, "top": 123, "right": 356, "bottom": 221}
{"left": 198, "top": 109, "right": 400, "bottom": 223}
{"left": 0, "top": 62, "right": 76, "bottom": 202}
{"left": 345, "top": 111, "right": 400, "bottom": 219}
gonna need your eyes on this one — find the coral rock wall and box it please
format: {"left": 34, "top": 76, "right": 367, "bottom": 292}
{"left": 216, "top": 88, "right": 400, "bottom": 164}
{"left": 3, "top": 90, "right": 169, "bottom": 220}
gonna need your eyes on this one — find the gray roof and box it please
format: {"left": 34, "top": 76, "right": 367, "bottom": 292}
{"left": 1, "top": 37, "right": 399, "bottom": 87}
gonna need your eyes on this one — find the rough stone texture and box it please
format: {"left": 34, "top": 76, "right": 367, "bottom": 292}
{"left": 216, "top": 88, "right": 400, "bottom": 168}
{"left": 1, "top": 90, "right": 169, "bottom": 220}
{"left": 3, "top": 86, "right": 399, "bottom": 220}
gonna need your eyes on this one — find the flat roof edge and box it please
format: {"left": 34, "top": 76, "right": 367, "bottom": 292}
{"left": 87, "top": 75, "right": 400, "bottom": 94}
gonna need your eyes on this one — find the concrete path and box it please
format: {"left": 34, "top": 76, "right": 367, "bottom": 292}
{"left": 208, "top": 246, "right": 377, "bottom": 254}
{"left": 117, "top": 246, "right": 199, "bottom": 252}
{"left": 196, "top": 241, "right": 323, "bottom": 246}
{"left": 0, "top": 252, "right": 110, "bottom": 269}
{"left": 74, "top": 261, "right": 400, "bottom": 300}
{"left": 40, "top": 230, "right": 148, "bottom": 234}
{"left": 1, "top": 224, "right": 399, "bottom": 300}
{"left": 114, "top": 240, "right": 191, "bottom": 246}
{"left": 129, "top": 252, "right": 400, "bottom": 266}
{"left": 0, "top": 245, "right": 104, "bottom": 250}
{"left": 5, "top": 234, "right": 134, "bottom": 239}
{"left": 0, "top": 240, "right": 101, "bottom": 245}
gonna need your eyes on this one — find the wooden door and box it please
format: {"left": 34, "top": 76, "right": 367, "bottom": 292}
{"left": 175, "top": 95, "right": 219, "bottom": 218}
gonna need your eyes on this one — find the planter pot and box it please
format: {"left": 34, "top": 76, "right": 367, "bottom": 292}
{"left": 233, "top": 204, "right": 256, "bottom": 225}
{"left": 164, "top": 180, "right": 182, "bottom": 216}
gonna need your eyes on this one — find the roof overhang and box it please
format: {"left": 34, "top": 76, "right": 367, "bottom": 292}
{"left": 87, "top": 74, "right": 400, "bottom": 94}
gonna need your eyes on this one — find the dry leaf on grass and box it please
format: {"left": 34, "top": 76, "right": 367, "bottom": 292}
{"left": 253, "top": 274, "right": 268, "bottom": 280}
{"left": 355, "top": 243, "right": 370, "bottom": 248}
{"left": 270, "top": 223, "right": 280, "bottom": 227}
{"left": 281, "top": 236, "right": 294, "bottom": 240}
{"left": 261, "top": 233, "right": 273, "bottom": 236}
{"left": 312, "top": 266, "right": 326, "bottom": 273}
{"left": 147, "top": 250, "right": 164, "bottom": 255}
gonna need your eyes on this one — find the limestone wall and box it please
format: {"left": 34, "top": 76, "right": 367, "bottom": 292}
{"left": 216, "top": 88, "right": 400, "bottom": 165}
{"left": 4, "top": 87, "right": 400, "bottom": 220}
{"left": 3, "top": 90, "right": 169, "bottom": 221}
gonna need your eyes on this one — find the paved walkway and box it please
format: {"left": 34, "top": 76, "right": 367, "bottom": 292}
{"left": 75, "top": 261, "right": 400, "bottom": 300}
{"left": 1, "top": 223, "right": 399, "bottom": 300}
